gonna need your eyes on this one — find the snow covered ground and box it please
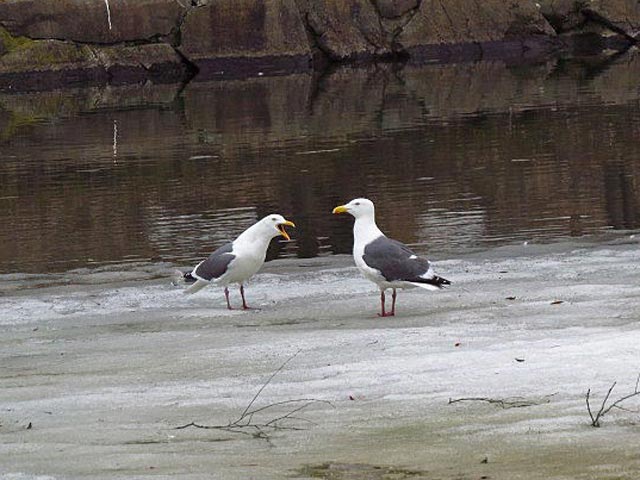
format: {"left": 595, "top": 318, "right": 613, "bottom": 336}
{"left": 1, "top": 237, "right": 640, "bottom": 479}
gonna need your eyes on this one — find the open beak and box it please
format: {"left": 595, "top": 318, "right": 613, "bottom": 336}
{"left": 277, "top": 220, "right": 295, "bottom": 241}
{"left": 332, "top": 205, "right": 349, "bottom": 214}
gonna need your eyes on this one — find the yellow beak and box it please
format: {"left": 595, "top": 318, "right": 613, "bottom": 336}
{"left": 332, "top": 205, "right": 349, "bottom": 214}
{"left": 278, "top": 220, "right": 295, "bottom": 241}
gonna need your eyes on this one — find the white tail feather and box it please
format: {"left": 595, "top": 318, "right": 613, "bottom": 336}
{"left": 184, "top": 279, "right": 209, "bottom": 295}
{"left": 409, "top": 282, "right": 441, "bottom": 291}
{"left": 171, "top": 269, "right": 187, "bottom": 286}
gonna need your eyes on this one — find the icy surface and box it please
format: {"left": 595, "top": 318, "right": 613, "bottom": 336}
{"left": 1, "top": 239, "right": 640, "bottom": 479}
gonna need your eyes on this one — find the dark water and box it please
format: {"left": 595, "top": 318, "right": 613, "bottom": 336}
{"left": 1, "top": 54, "right": 640, "bottom": 273}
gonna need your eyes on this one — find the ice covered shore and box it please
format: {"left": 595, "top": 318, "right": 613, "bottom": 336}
{"left": 2, "top": 237, "right": 640, "bottom": 479}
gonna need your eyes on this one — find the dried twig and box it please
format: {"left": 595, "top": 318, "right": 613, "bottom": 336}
{"left": 237, "top": 350, "right": 300, "bottom": 421}
{"left": 448, "top": 393, "right": 557, "bottom": 409}
{"left": 586, "top": 374, "right": 640, "bottom": 427}
{"left": 175, "top": 351, "right": 333, "bottom": 439}
{"left": 103, "top": 0, "right": 112, "bottom": 30}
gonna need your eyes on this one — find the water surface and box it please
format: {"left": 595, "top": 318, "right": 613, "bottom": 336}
{"left": 1, "top": 54, "right": 640, "bottom": 273}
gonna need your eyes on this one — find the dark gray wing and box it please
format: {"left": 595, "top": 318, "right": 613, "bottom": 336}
{"left": 362, "top": 236, "right": 434, "bottom": 282}
{"left": 193, "top": 242, "right": 235, "bottom": 281}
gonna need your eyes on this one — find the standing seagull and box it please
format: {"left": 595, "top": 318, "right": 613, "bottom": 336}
{"left": 182, "top": 214, "right": 295, "bottom": 310}
{"left": 332, "top": 198, "right": 450, "bottom": 317}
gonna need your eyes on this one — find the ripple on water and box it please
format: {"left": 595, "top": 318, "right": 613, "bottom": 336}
{"left": 2, "top": 56, "right": 640, "bottom": 273}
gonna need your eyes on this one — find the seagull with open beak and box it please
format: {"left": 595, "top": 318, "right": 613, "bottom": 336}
{"left": 181, "top": 214, "right": 295, "bottom": 309}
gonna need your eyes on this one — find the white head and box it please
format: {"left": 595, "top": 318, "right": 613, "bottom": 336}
{"left": 255, "top": 214, "right": 296, "bottom": 240}
{"left": 332, "top": 198, "right": 375, "bottom": 220}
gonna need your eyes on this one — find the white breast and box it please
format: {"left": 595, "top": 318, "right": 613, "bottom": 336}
{"left": 352, "top": 223, "right": 387, "bottom": 287}
{"left": 215, "top": 239, "right": 267, "bottom": 285}
{"left": 354, "top": 250, "right": 386, "bottom": 286}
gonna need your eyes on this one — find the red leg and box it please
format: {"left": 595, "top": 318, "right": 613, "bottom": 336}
{"left": 224, "top": 287, "right": 233, "bottom": 310}
{"left": 240, "top": 284, "right": 259, "bottom": 310}
{"left": 390, "top": 288, "right": 397, "bottom": 316}
{"left": 240, "top": 284, "right": 250, "bottom": 310}
{"left": 377, "top": 289, "right": 395, "bottom": 317}
{"left": 377, "top": 290, "right": 386, "bottom": 317}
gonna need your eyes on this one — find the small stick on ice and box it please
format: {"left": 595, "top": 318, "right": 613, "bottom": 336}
{"left": 586, "top": 374, "right": 640, "bottom": 427}
{"left": 448, "top": 393, "right": 557, "bottom": 409}
{"left": 112, "top": 119, "right": 118, "bottom": 160}
{"left": 104, "top": 0, "right": 113, "bottom": 30}
{"left": 175, "top": 350, "right": 333, "bottom": 439}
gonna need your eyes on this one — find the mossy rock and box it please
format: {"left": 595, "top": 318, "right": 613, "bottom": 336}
{"left": 0, "top": 36, "right": 98, "bottom": 73}
{"left": 0, "top": 25, "right": 93, "bottom": 73}
{"left": 0, "top": 107, "right": 38, "bottom": 141}
{"left": 0, "top": 0, "right": 185, "bottom": 44}
{"left": 0, "top": 26, "right": 33, "bottom": 54}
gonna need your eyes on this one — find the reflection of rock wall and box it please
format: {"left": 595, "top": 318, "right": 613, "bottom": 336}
{"left": 182, "top": 74, "right": 312, "bottom": 145}
{"left": 2, "top": 53, "right": 640, "bottom": 271}
{"left": 4, "top": 51, "right": 640, "bottom": 140}
{"left": 0, "top": 0, "right": 638, "bottom": 88}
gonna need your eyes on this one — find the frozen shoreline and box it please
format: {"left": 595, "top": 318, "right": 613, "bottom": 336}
{"left": 2, "top": 238, "right": 640, "bottom": 479}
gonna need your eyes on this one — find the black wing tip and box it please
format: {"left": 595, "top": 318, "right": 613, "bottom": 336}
{"left": 184, "top": 272, "right": 197, "bottom": 284}
{"left": 413, "top": 275, "right": 451, "bottom": 288}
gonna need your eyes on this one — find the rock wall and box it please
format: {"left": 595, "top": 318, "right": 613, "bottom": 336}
{"left": 0, "top": 0, "right": 183, "bottom": 43}
{"left": 180, "top": 0, "right": 311, "bottom": 75}
{"left": 540, "top": 0, "right": 640, "bottom": 37}
{"left": 0, "top": 0, "right": 638, "bottom": 89}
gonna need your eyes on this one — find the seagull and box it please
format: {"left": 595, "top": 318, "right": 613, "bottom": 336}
{"left": 332, "top": 198, "right": 450, "bottom": 317}
{"left": 181, "top": 214, "right": 295, "bottom": 310}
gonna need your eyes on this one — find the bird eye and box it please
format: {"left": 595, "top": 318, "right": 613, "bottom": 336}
{"left": 355, "top": 202, "right": 360, "bottom": 206}
{"left": 272, "top": 217, "right": 277, "bottom": 221}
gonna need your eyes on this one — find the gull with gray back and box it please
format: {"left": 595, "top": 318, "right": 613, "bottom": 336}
{"left": 333, "top": 198, "right": 450, "bottom": 316}
{"left": 181, "top": 214, "right": 295, "bottom": 310}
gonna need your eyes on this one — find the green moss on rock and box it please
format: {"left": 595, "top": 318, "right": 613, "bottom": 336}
{"left": 0, "top": 37, "right": 97, "bottom": 73}
{"left": 0, "top": 26, "right": 33, "bottom": 53}
{"left": 0, "top": 107, "right": 38, "bottom": 141}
